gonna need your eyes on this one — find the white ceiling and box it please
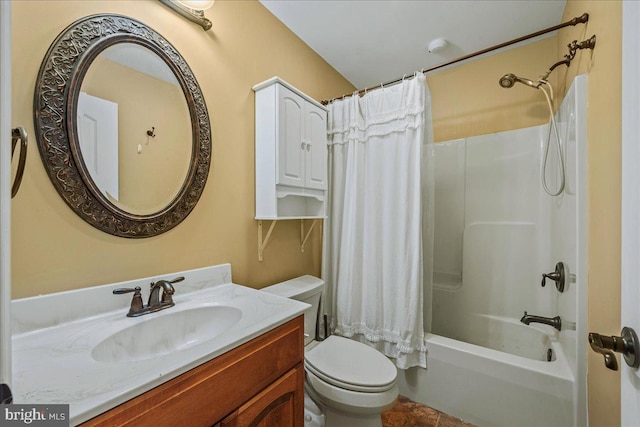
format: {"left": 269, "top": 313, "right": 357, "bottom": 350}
{"left": 101, "top": 44, "right": 179, "bottom": 86}
{"left": 260, "top": 0, "right": 568, "bottom": 89}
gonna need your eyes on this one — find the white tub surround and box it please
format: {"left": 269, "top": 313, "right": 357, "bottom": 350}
{"left": 401, "top": 75, "right": 587, "bottom": 427}
{"left": 12, "top": 264, "right": 308, "bottom": 425}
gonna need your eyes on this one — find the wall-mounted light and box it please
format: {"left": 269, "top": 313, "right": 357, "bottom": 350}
{"left": 158, "top": 0, "right": 214, "bottom": 31}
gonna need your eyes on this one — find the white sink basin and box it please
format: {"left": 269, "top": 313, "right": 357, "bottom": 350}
{"left": 91, "top": 305, "right": 242, "bottom": 362}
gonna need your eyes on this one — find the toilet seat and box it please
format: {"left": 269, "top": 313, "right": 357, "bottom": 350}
{"left": 304, "top": 335, "right": 397, "bottom": 393}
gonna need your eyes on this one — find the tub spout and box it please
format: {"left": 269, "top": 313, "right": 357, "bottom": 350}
{"left": 520, "top": 311, "right": 562, "bottom": 331}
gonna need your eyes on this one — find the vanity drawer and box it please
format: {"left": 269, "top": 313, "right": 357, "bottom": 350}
{"left": 81, "top": 315, "right": 304, "bottom": 427}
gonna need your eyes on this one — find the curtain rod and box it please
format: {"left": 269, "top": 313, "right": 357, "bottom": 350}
{"left": 321, "top": 13, "right": 589, "bottom": 105}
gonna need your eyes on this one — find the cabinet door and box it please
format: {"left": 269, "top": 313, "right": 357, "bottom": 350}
{"left": 277, "top": 86, "right": 305, "bottom": 189}
{"left": 220, "top": 366, "right": 304, "bottom": 427}
{"left": 305, "top": 104, "right": 328, "bottom": 191}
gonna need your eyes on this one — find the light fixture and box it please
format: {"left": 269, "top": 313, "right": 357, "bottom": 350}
{"left": 180, "top": 0, "right": 214, "bottom": 10}
{"left": 158, "top": 0, "right": 213, "bottom": 31}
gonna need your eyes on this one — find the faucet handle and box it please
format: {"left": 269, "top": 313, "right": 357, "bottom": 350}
{"left": 113, "top": 286, "right": 142, "bottom": 295}
{"left": 541, "top": 262, "right": 566, "bottom": 292}
{"left": 113, "top": 286, "right": 144, "bottom": 317}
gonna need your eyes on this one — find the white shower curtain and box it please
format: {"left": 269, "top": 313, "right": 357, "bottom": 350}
{"left": 324, "top": 73, "right": 434, "bottom": 369}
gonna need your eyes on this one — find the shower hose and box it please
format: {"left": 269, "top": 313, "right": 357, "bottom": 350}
{"left": 538, "top": 80, "right": 565, "bottom": 196}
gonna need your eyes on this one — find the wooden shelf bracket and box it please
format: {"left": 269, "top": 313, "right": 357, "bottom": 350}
{"left": 300, "top": 219, "right": 317, "bottom": 253}
{"left": 258, "top": 220, "right": 277, "bottom": 262}
{"left": 257, "top": 218, "right": 320, "bottom": 260}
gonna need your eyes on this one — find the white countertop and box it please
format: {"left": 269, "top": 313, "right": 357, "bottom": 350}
{"left": 11, "top": 264, "right": 308, "bottom": 425}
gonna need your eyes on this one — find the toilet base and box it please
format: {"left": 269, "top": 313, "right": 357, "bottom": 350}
{"left": 305, "top": 373, "right": 397, "bottom": 427}
{"left": 304, "top": 392, "right": 326, "bottom": 427}
{"left": 325, "top": 408, "right": 382, "bottom": 427}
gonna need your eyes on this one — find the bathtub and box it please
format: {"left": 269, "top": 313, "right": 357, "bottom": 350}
{"left": 437, "top": 313, "right": 563, "bottom": 361}
{"left": 397, "top": 316, "right": 575, "bottom": 427}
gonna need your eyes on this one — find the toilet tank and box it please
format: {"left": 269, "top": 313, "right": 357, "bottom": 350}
{"left": 261, "top": 275, "right": 323, "bottom": 346}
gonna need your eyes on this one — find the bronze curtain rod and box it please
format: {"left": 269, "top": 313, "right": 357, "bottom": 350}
{"left": 321, "top": 13, "right": 590, "bottom": 105}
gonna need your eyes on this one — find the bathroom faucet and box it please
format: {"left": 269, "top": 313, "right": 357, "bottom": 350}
{"left": 148, "top": 277, "right": 184, "bottom": 307}
{"left": 113, "top": 276, "right": 185, "bottom": 317}
{"left": 520, "top": 311, "right": 562, "bottom": 331}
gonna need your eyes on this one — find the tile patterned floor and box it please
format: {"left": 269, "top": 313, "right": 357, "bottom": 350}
{"left": 382, "top": 395, "right": 477, "bottom": 427}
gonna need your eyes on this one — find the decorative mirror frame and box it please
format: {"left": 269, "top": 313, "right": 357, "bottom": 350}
{"left": 34, "top": 14, "right": 211, "bottom": 238}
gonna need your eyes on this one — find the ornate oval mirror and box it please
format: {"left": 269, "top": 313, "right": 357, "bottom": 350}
{"left": 34, "top": 14, "right": 211, "bottom": 238}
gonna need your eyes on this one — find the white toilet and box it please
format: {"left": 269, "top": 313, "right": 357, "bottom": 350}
{"left": 262, "top": 275, "right": 398, "bottom": 427}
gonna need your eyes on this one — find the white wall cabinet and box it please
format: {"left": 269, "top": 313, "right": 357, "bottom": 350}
{"left": 253, "top": 77, "right": 328, "bottom": 219}
{"left": 277, "top": 84, "right": 327, "bottom": 191}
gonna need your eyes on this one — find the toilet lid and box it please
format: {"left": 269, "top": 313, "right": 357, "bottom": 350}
{"left": 304, "top": 335, "right": 397, "bottom": 393}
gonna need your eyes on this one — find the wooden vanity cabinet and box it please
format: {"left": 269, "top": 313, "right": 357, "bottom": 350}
{"left": 218, "top": 366, "right": 303, "bottom": 427}
{"left": 81, "top": 316, "right": 304, "bottom": 427}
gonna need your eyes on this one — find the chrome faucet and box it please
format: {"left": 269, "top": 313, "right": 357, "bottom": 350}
{"left": 520, "top": 311, "right": 562, "bottom": 331}
{"left": 113, "top": 276, "right": 185, "bottom": 317}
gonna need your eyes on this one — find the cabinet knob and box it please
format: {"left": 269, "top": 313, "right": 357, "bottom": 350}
{"left": 306, "top": 143, "right": 311, "bottom": 152}
{"left": 301, "top": 142, "right": 306, "bottom": 150}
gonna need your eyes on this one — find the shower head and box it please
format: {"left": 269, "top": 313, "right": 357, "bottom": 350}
{"left": 499, "top": 73, "right": 517, "bottom": 88}
{"left": 499, "top": 73, "right": 540, "bottom": 89}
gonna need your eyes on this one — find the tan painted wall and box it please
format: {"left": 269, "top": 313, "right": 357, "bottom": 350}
{"left": 557, "top": 1, "right": 623, "bottom": 426}
{"left": 427, "top": 36, "right": 558, "bottom": 142}
{"left": 11, "top": 0, "right": 355, "bottom": 299}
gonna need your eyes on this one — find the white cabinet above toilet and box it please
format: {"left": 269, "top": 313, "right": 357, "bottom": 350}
{"left": 253, "top": 77, "right": 328, "bottom": 219}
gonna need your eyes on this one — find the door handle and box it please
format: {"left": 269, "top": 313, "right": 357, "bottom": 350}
{"left": 588, "top": 327, "right": 640, "bottom": 371}
{"left": 11, "top": 126, "right": 28, "bottom": 198}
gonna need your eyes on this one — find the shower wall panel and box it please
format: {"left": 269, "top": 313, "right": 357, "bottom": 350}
{"left": 433, "top": 139, "right": 465, "bottom": 290}
{"left": 432, "top": 125, "right": 553, "bottom": 336}
{"left": 543, "top": 75, "right": 587, "bottom": 427}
